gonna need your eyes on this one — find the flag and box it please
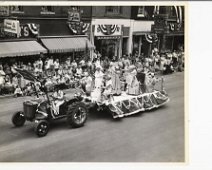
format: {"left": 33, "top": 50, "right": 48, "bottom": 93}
{"left": 15, "top": 68, "right": 39, "bottom": 82}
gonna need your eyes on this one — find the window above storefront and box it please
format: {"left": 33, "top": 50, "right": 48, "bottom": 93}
{"left": 0, "top": 6, "right": 9, "bottom": 16}
{"left": 105, "top": 6, "right": 122, "bottom": 15}
{"left": 40, "top": 6, "right": 55, "bottom": 15}
{"left": 10, "top": 6, "right": 24, "bottom": 14}
{"left": 137, "top": 6, "right": 146, "bottom": 18}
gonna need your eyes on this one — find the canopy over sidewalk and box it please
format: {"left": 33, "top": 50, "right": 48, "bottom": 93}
{"left": 0, "top": 40, "right": 47, "bottom": 58}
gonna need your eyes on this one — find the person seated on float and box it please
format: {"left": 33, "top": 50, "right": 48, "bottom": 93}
{"left": 102, "top": 74, "right": 115, "bottom": 102}
{"left": 52, "top": 86, "right": 65, "bottom": 116}
{"left": 80, "top": 71, "right": 93, "bottom": 96}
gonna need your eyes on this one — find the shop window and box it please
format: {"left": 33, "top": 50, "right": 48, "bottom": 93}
{"left": 10, "top": 6, "right": 24, "bottom": 14}
{"left": 41, "top": 6, "right": 55, "bottom": 15}
{"left": 137, "top": 6, "right": 146, "bottom": 17}
{"left": 159, "top": 6, "right": 167, "bottom": 15}
{"left": 0, "top": 6, "right": 9, "bottom": 16}
{"left": 105, "top": 6, "right": 122, "bottom": 14}
{"left": 69, "top": 6, "right": 80, "bottom": 12}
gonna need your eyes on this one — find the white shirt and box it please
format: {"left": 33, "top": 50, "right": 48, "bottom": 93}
{"left": 54, "top": 61, "right": 60, "bottom": 69}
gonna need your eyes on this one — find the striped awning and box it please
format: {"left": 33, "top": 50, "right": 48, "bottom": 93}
{"left": 0, "top": 40, "right": 47, "bottom": 58}
{"left": 40, "top": 37, "right": 94, "bottom": 53}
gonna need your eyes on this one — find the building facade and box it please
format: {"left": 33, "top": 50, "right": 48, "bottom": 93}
{"left": 0, "top": 6, "right": 92, "bottom": 38}
{"left": 91, "top": 6, "right": 132, "bottom": 59}
{"left": 151, "top": 6, "right": 184, "bottom": 53}
{"left": 0, "top": 5, "right": 184, "bottom": 62}
{"left": 0, "top": 6, "right": 94, "bottom": 63}
{"left": 131, "top": 6, "right": 155, "bottom": 57}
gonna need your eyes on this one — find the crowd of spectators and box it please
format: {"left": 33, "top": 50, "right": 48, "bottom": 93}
{"left": 0, "top": 48, "right": 184, "bottom": 97}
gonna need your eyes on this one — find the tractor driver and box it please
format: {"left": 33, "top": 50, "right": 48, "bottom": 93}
{"left": 52, "top": 87, "right": 65, "bottom": 116}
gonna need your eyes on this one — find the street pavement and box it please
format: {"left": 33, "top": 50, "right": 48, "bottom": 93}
{"left": 0, "top": 72, "right": 184, "bottom": 162}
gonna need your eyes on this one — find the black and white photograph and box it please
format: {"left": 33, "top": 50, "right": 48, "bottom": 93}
{"left": 0, "top": 4, "right": 185, "bottom": 162}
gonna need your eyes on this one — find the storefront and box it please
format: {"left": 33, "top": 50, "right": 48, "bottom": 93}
{"left": 159, "top": 33, "right": 184, "bottom": 52}
{"left": 0, "top": 19, "right": 47, "bottom": 65}
{"left": 0, "top": 39, "right": 47, "bottom": 66}
{"left": 152, "top": 16, "right": 184, "bottom": 53}
{"left": 91, "top": 19, "right": 130, "bottom": 59}
{"left": 132, "top": 21, "right": 154, "bottom": 57}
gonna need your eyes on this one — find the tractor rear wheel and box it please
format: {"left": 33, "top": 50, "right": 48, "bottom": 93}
{"left": 67, "top": 102, "right": 88, "bottom": 128}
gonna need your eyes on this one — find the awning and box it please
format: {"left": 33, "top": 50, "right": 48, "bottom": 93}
{"left": 0, "top": 40, "right": 47, "bottom": 58}
{"left": 40, "top": 36, "right": 94, "bottom": 53}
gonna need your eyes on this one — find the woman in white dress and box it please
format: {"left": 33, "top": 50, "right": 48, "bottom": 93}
{"left": 91, "top": 66, "right": 104, "bottom": 103}
{"left": 126, "top": 65, "right": 140, "bottom": 95}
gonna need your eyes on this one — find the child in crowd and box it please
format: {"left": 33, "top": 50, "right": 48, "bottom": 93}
{"left": 14, "top": 85, "right": 23, "bottom": 97}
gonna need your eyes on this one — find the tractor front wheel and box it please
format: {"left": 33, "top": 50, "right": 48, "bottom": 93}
{"left": 12, "top": 111, "right": 26, "bottom": 127}
{"left": 34, "top": 120, "right": 49, "bottom": 137}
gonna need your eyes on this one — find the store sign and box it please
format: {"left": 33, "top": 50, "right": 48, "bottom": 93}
{"left": 0, "top": 22, "right": 39, "bottom": 38}
{"left": 19, "top": 23, "right": 39, "bottom": 38}
{"left": 0, "top": 7, "right": 9, "bottom": 16}
{"left": 94, "top": 24, "right": 122, "bottom": 36}
{"left": 4, "top": 19, "right": 20, "bottom": 34}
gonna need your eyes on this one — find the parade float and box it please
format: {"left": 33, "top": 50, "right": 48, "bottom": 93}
{"left": 11, "top": 68, "right": 169, "bottom": 137}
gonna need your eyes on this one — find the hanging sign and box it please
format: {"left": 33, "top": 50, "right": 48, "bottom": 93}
{"left": 4, "top": 19, "right": 20, "bottom": 35}
{"left": 0, "top": 22, "right": 39, "bottom": 38}
{"left": 94, "top": 24, "right": 122, "bottom": 36}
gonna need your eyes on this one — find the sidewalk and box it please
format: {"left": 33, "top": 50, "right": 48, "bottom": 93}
{"left": 0, "top": 71, "right": 184, "bottom": 100}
